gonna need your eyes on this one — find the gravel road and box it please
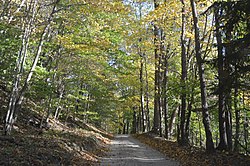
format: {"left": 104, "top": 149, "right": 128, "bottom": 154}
{"left": 98, "top": 135, "right": 179, "bottom": 166}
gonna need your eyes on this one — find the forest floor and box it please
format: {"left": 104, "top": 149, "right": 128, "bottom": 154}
{"left": 0, "top": 108, "right": 112, "bottom": 166}
{"left": 134, "top": 133, "right": 250, "bottom": 166}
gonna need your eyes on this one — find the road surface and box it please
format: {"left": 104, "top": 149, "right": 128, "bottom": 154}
{"left": 98, "top": 135, "right": 179, "bottom": 166}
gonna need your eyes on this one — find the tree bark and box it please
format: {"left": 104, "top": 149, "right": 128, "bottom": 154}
{"left": 144, "top": 55, "right": 150, "bottom": 131}
{"left": 169, "top": 106, "right": 178, "bottom": 139}
{"left": 185, "top": 93, "right": 194, "bottom": 142}
{"left": 234, "top": 85, "right": 240, "bottom": 151}
{"left": 132, "top": 109, "right": 137, "bottom": 134}
{"left": 152, "top": 0, "right": 161, "bottom": 134}
{"left": 137, "top": 3, "right": 146, "bottom": 133}
{"left": 225, "top": 106, "right": 232, "bottom": 151}
{"left": 214, "top": 5, "right": 228, "bottom": 151}
{"left": 190, "top": 0, "right": 215, "bottom": 153}
{"left": 139, "top": 52, "right": 145, "bottom": 132}
{"left": 162, "top": 53, "right": 169, "bottom": 139}
{"left": 225, "top": 19, "right": 233, "bottom": 152}
{"left": 180, "top": 0, "right": 188, "bottom": 146}
{"left": 243, "top": 92, "right": 248, "bottom": 154}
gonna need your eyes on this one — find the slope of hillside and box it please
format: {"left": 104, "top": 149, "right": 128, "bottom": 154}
{"left": 0, "top": 108, "right": 112, "bottom": 165}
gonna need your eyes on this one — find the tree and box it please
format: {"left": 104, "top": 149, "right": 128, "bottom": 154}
{"left": 190, "top": 0, "right": 215, "bottom": 153}
{"left": 211, "top": 0, "right": 250, "bottom": 152}
{"left": 4, "top": 0, "right": 60, "bottom": 135}
{"left": 152, "top": 0, "right": 161, "bottom": 135}
{"left": 179, "top": 0, "right": 188, "bottom": 146}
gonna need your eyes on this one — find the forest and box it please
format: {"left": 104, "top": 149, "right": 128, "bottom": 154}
{"left": 0, "top": 0, "right": 250, "bottom": 164}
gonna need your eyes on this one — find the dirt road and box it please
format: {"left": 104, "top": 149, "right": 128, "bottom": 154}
{"left": 98, "top": 135, "right": 179, "bottom": 166}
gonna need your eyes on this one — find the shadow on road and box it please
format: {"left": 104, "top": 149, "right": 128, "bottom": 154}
{"left": 98, "top": 134, "right": 179, "bottom": 166}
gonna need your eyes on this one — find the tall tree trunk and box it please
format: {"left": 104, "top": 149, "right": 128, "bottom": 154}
{"left": 234, "top": 84, "right": 240, "bottom": 151}
{"left": 126, "top": 120, "right": 129, "bottom": 134}
{"left": 177, "top": 105, "right": 181, "bottom": 143}
{"left": 162, "top": 53, "right": 169, "bottom": 139}
{"left": 225, "top": 105, "right": 232, "bottom": 151}
{"left": 152, "top": 0, "right": 160, "bottom": 134}
{"left": 138, "top": 3, "right": 145, "bottom": 133}
{"left": 214, "top": 5, "right": 228, "bottom": 151}
{"left": 159, "top": 26, "right": 169, "bottom": 138}
{"left": 190, "top": 0, "right": 215, "bottom": 153}
{"left": 185, "top": 36, "right": 195, "bottom": 143}
{"left": 180, "top": 0, "right": 188, "bottom": 146}
{"left": 225, "top": 19, "right": 233, "bottom": 151}
{"left": 144, "top": 55, "right": 150, "bottom": 131}
{"left": 185, "top": 93, "right": 194, "bottom": 142}
{"left": 138, "top": 108, "right": 141, "bottom": 132}
{"left": 4, "top": 0, "right": 38, "bottom": 135}
{"left": 243, "top": 92, "right": 248, "bottom": 154}
{"left": 140, "top": 53, "right": 145, "bottom": 132}
{"left": 198, "top": 113, "right": 203, "bottom": 147}
{"left": 54, "top": 78, "right": 64, "bottom": 120}
{"left": 169, "top": 106, "right": 178, "bottom": 139}
{"left": 132, "top": 109, "right": 137, "bottom": 134}
{"left": 4, "top": 0, "right": 60, "bottom": 135}
{"left": 153, "top": 28, "right": 160, "bottom": 134}
{"left": 158, "top": 30, "right": 164, "bottom": 137}
{"left": 123, "top": 119, "right": 126, "bottom": 134}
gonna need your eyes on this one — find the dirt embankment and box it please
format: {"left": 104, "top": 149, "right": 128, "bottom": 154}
{"left": 0, "top": 109, "right": 112, "bottom": 166}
